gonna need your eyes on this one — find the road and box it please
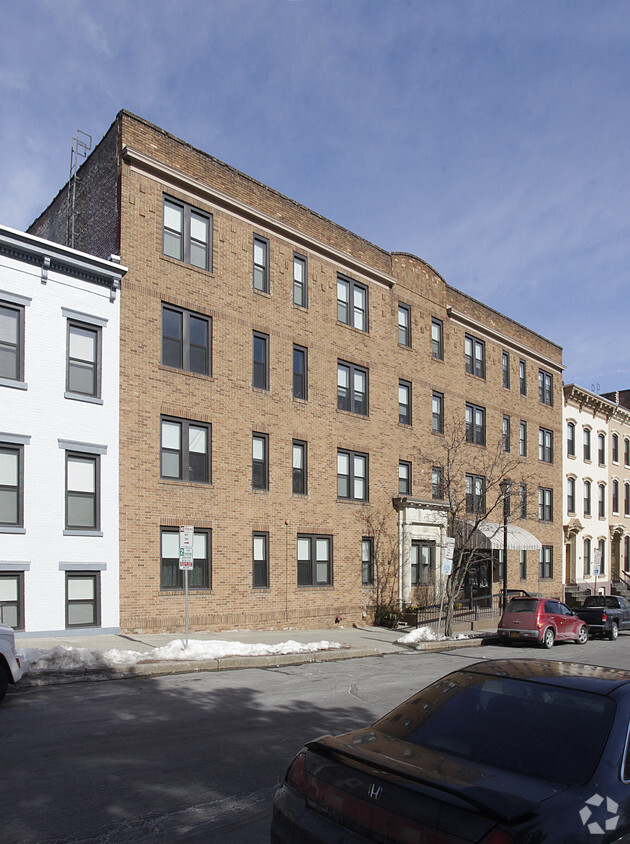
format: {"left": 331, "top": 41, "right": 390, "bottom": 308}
{"left": 3, "top": 636, "right": 630, "bottom": 843}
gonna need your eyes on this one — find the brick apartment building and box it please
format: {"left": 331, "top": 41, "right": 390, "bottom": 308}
{"left": 28, "top": 111, "right": 564, "bottom": 633}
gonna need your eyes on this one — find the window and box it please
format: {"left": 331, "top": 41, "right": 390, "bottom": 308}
{"left": 398, "top": 303, "right": 411, "bottom": 347}
{"left": 584, "top": 480, "right": 592, "bottom": 516}
{"left": 625, "top": 536, "right": 630, "bottom": 573}
{"left": 163, "top": 197, "right": 212, "bottom": 271}
{"left": 613, "top": 480, "right": 620, "bottom": 514}
{"left": 584, "top": 538, "right": 591, "bottom": 576}
{"left": 539, "top": 546, "right": 553, "bottom": 580}
{"left": 66, "top": 572, "right": 100, "bottom": 628}
{"left": 625, "top": 482, "right": 630, "bottom": 517}
{"left": 162, "top": 304, "right": 210, "bottom": 375}
{"left": 539, "top": 369, "right": 553, "bottom": 405}
{"left": 502, "top": 352, "right": 510, "bottom": 389}
{"left": 399, "top": 380, "right": 411, "bottom": 425}
{"left": 66, "top": 320, "right": 101, "bottom": 398}
{"left": 253, "top": 235, "right": 270, "bottom": 292}
{"left": 399, "top": 461, "right": 411, "bottom": 495}
{"left": 598, "top": 434, "right": 606, "bottom": 465}
{"left": 613, "top": 433, "right": 619, "bottom": 464}
{"left": 362, "top": 537, "right": 374, "bottom": 585}
{"left": 567, "top": 477, "right": 576, "bottom": 514}
{"left": 161, "top": 527, "right": 211, "bottom": 589}
{"left": 337, "top": 450, "right": 368, "bottom": 501}
{"left": 411, "top": 541, "right": 435, "bottom": 586}
{"left": 583, "top": 428, "right": 591, "bottom": 461}
{"left": 598, "top": 539, "right": 606, "bottom": 576}
{"left": 253, "top": 332, "right": 269, "bottom": 390}
{"left": 431, "top": 318, "right": 443, "bottom": 360}
{"left": 0, "top": 301, "right": 24, "bottom": 383}
{"left": 625, "top": 438, "right": 630, "bottom": 467}
{"left": 252, "top": 434, "right": 269, "bottom": 490}
{"left": 65, "top": 453, "right": 99, "bottom": 531}
{"left": 292, "top": 440, "right": 307, "bottom": 495}
{"left": 519, "top": 359, "right": 527, "bottom": 396}
{"left": 465, "top": 334, "right": 485, "bottom": 378}
{"left": 293, "top": 254, "right": 308, "bottom": 307}
{"left": 297, "top": 534, "right": 332, "bottom": 586}
{"left": 519, "top": 483, "right": 527, "bottom": 518}
{"left": 337, "top": 361, "right": 368, "bottom": 416}
{"left": 519, "top": 421, "right": 527, "bottom": 457}
{"left": 253, "top": 532, "right": 269, "bottom": 588}
{"left": 432, "top": 392, "right": 444, "bottom": 434}
{"left": 0, "top": 444, "right": 23, "bottom": 528}
{"left": 0, "top": 573, "right": 23, "bottom": 629}
{"left": 293, "top": 345, "right": 307, "bottom": 400}
{"left": 432, "top": 466, "right": 444, "bottom": 500}
{"left": 538, "top": 487, "right": 553, "bottom": 522}
{"left": 598, "top": 483, "right": 606, "bottom": 518}
{"left": 503, "top": 416, "right": 511, "bottom": 452}
{"left": 465, "top": 403, "right": 486, "bottom": 446}
{"left": 539, "top": 428, "right": 553, "bottom": 463}
{"left": 161, "top": 417, "right": 210, "bottom": 483}
{"left": 337, "top": 275, "right": 367, "bottom": 331}
{"left": 519, "top": 550, "right": 527, "bottom": 580}
{"left": 567, "top": 422, "right": 575, "bottom": 457}
{"left": 466, "top": 473, "right": 486, "bottom": 514}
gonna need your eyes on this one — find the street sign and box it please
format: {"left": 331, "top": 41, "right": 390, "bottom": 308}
{"left": 442, "top": 537, "right": 455, "bottom": 575}
{"left": 593, "top": 550, "right": 602, "bottom": 578}
{"left": 179, "top": 525, "right": 194, "bottom": 570}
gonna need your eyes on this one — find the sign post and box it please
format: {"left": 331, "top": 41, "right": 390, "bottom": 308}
{"left": 437, "top": 537, "right": 455, "bottom": 639}
{"left": 179, "top": 525, "right": 194, "bottom": 649}
{"left": 593, "top": 549, "right": 602, "bottom": 596}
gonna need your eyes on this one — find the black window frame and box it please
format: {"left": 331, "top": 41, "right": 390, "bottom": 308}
{"left": 539, "top": 427, "right": 553, "bottom": 463}
{"left": 519, "top": 483, "right": 528, "bottom": 519}
{"left": 162, "top": 196, "right": 212, "bottom": 272}
{"left": 431, "top": 318, "right": 443, "bottom": 360}
{"left": 598, "top": 483, "right": 606, "bottom": 518}
{"left": 337, "top": 360, "right": 368, "bottom": 416}
{"left": 398, "top": 460, "right": 411, "bottom": 495}
{"left": 411, "top": 540, "right": 435, "bottom": 586}
{"left": 432, "top": 391, "right": 444, "bottom": 434}
{"left": 539, "top": 545, "right": 553, "bottom": 580}
{"left": 584, "top": 428, "right": 592, "bottom": 461}
{"left": 584, "top": 480, "right": 592, "bottom": 516}
{"left": 502, "top": 351, "right": 510, "bottom": 389}
{"left": 613, "top": 479, "right": 620, "bottom": 514}
{"left": 465, "top": 334, "right": 485, "bottom": 378}
{"left": 538, "top": 369, "right": 553, "bottom": 406}
{"left": 567, "top": 477, "right": 576, "bottom": 514}
{"left": 503, "top": 415, "right": 511, "bottom": 452}
{"left": 398, "top": 302, "right": 411, "bottom": 347}
{"left": 538, "top": 487, "right": 553, "bottom": 522}
{"left": 519, "top": 358, "right": 527, "bottom": 396}
{"left": 293, "top": 253, "right": 308, "bottom": 308}
{"left": 0, "top": 443, "right": 23, "bottom": 528}
{"left": 625, "top": 438, "right": 630, "bottom": 467}
{"left": 160, "top": 416, "right": 211, "bottom": 484}
{"left": 253, "top": 331, "right": 269, "bottom": 391}
{"left": 293, "top": 344, "right": 307, "bottom": 400}
{"left": 160, "top": 526, "right": 211, "bottom": 590}
{"left": 0, "top": 300, "right": 25, "bottom": 383}
{"left": 297, "top": 534, "right": 332, "bottom": 586}
{"left": 519, "top": 420, "right": 527, "bottom": 457}
{"left": 253, "top": 531, "right": 270, "bottom": 588}
{"left": 0, "top": 571, "right": 24, "bottom": 630}
{"left": 362, "top": 536, "right": 374, "bottom": 585}
{"left": 66, "top": 319, "right": 102, "bottom": 399}
{"left": 584, "top": 537, "right": 592, "bottom": 576}
{"left": 252, "top": 432, "right": 269, "bottom": 490}
{"left": 65, "top": 451, "right": 100, "bottom": 532}
{"left": 466, "top": 473, "right": 486, "bottom": 515}
{"left": 432, "top": 466, "right": 444, "bottom": 500}
{"left": 465, "top": 402, "right": 486, "bottom": 446}
{"left": 161, "top": 304, "right": 211, "bottom": 376}
{"left": 337, "top": 274, "right": 368, "bottom": 332}
{"left": 399, "top": 380, "right": 412, "bottom": 426}
{"left": 292, "top": 439, "right": 307, "bottom": 495}
{"left": 612, "top": 433, "right": 619, "bottom": 464}
{"left": 65, "top": 571, "right": 101, "bottom": 629}
{"left": 625, "top": 482, "right": 630, "bottom": 517}
{"left": 337, "top": 449, "right": 368, "bottom": 501}
{"left": 253, "top": 235, "right": 270, "bottom": 293}
{"left": 567, "top": 422, "right": 575, "bottom": 457}
{"left": 598, "top": 433, "right": 606, "bottom": 466}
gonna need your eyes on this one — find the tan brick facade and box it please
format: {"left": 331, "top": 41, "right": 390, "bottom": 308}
{"left": 30, "top": 111, "right": 564, "bottom": 632}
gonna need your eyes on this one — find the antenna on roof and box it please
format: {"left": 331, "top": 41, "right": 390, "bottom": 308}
{"left": 67, "top": 130, "right": 92, "bottom": 249}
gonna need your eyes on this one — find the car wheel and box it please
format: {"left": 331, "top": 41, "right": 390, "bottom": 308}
{"left": 541, "top": 627, "right": 555, "bottom": 649}
{"left": 608, "top": 623, "right": 619, "bottom": 641}
{"left": 0, "top": 667, "right": 8, "bottom": 705}
{"left": 576, "top": 625, "right": 588, "bottom": 645}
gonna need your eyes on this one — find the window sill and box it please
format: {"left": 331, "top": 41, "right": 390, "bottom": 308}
{"left": 65, "top": 391, "right": 103, "bottom": 405}
{"left": 337, "top": 408, "right": 369, "bottom": 420}
{"left": 159, "top": 479, "right": 213, "bottom": 488}
{"left": 63, "top": 530, "right": 104, "bottom": 537}
{"left": 160, "top": 252, "right": 213, "bottom": 276}
{"left": 0, "top": 378, "right": 27, "bottom": 390}
{"left": 160, "top": 588, "right": 213, "bottom": 593}
{"left": 159, "top": 364, "right": 213, "bottom": 381}
{"left": 0, "top": 526, "right": 26, "bottom": 534}
{"left": 336, "top": 320, "right": 368, "bottom": 335}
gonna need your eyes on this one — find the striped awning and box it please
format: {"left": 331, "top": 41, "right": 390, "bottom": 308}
{"left": 468, "top": 522, "right": 542, "bottom": 551}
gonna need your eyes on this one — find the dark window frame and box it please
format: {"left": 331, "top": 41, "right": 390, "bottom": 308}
{"left": 584, "top": 428, "right": 592, "bottom": 461}
{"left": 162, "top": 196, "right": 212, "bottom": 272}
{"left": 465, "top": 334, "right": 485, "bottom": 378}
{"left": 161, "top": 304, "right": 211, "bottom": 376}
{"left": 567, "top": 477, "right": 576, "bottom": 514}
{"left": 584, "top": 480, "right": 592, "bottom": 516}
{"left": 65, "top": 451, "right": 100, "bottom": 532}
{"left": 466, "top": 473, "right": 486, "bottom": 514}
{"left": 293, "top": 253, "right": 308, "bottom": 308}
{"left": 432, "top": 466, "right": 444, "bottom": 500}
{"left": 612, "top": 433, "right": 619, "bottom": 463}
{"left": 253, "top": 531, "right": 270, "bottom": 588}
{"left": 519, "top": 420, "right": 527, "bottom": 457}
{"left": 465, "top": 402, "right": 486, "bottom": 446}
{"left": 598, "top": 483, "right": 606, "bottom": 518}
{"left": 337, "top": 448, "right": 368, "bottom": 501}
{"left": 292, "top": 440, "right": 307, "bottom": 495}
{"left": 431, "top": 318, "right": 443, "bottom": 360}
{"left": 538, "top": 369, "right": 553, "bottom": 406}
{"left": 503, "top": 415, "right": 511, "bottom": 452}
{"left": 539, "top": 427, "right": 553, "bottom": 463}
{"left": 539, "top": 545, "right": 553, "bottom": 579}
{"left": 337, "top": 360, "right": 368, "bottom": 416}
{"left": 65, "top": 571, "right": 101, "bottom": 629}
{"left": 538, "top": 487, "right": 553, "bottom": 522}
{"left": 411, "top": 540, "right": 435, "bottom": 586}
{"left": 519, "top": 358, "right": 527, "bottom": 396}
{"left": 502, "top": 351, "right": 510, "bottom": 389}
{"left": 66, "top": 319, "right": 102, "bottom": 398}
{"left": 567, "top": 422, "right": 575, "bottom": 457}
{"left": 293, "top": 344, "right": 308, "bottom": 400}
{"left": 160, "top": 526, "right": 211, "bottom": 590}
{"left": 432, "top": 391, "right": 444, "bottom": 434}
{"left": 297, "top": 534, "right": 332, "bottom": 586}
{"left": 160, "top": 416, "right": 211, "bottom": 484}
{"left": 253, "top": 235, "right": 270, "bottom": 293}
{"left": 0, "top": 571, "right": 24, "bottom": 630}
{"left": 598, "top": 433, "right": 606, "bottom": 466}
{"left": 399, "top": 379, "right": 412, "bottom": 426}
{"left": 0, "top": 301, "right": 25, "bottom": 383}
{"left": 398, "top": 302, "right": 411, "bottom": 347}
{"left": 337, "top": 274, "right": 368, "bottom": 332}
{"left": 253, "top": 331, "right": 269, "bottom": 391}
{"left": 362, "top": 537, "right": 374, "bottom": 585}
{"left": 399, "top": 460, "right": 411, "bottom": 495}
{"left": 252, "top": 433, "right": 269, "bottom": 490}
{"left": 0, "top": 443, "right": 23, "bottom": 528}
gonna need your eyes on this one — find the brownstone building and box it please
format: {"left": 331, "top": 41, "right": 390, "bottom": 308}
{"left": 29, "top": 111, "right": 564, "bottom": 632}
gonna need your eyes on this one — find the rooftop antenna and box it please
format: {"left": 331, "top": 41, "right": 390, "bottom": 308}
{"left": 67, "top": 130, "right": 92, "bottom": 248}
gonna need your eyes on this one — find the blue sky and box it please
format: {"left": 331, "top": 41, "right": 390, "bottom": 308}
{"left": 2, "top": 0, "right": 628, "bottom": 392}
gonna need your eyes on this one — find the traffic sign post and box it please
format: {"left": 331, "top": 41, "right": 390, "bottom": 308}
{"left": 179, "top": 526, "right": 194, "bottom": 648}
{"left": 437, "top": 538, "right": 456, "bottom": 638}
{"left": 593, "top": 549, "right": 602, "bottom": 595}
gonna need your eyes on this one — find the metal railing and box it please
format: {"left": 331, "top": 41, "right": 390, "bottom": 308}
{"left": 402, "top": 590, "right": 529, "bottom": 629}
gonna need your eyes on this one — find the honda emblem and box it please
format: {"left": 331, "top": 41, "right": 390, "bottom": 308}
{"left": 368, "top": 783, "right": 383, "bottom": 800}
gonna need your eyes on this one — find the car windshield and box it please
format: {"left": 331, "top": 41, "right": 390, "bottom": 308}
{"left": 375, "top": 676, "right": 614, "bottom": 784}
{"left": 506, "top": 598, "right": 538, "bottom": 613}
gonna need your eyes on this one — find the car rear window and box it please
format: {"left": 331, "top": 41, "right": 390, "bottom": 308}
{"left": 506, "top": 598, "right": 538, "bottom": 613}
{"left": 376, "top": 676, "right": 614, "bottom": 785}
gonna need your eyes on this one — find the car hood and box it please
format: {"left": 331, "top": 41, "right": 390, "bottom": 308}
{"left": 309, "top": 728, "right": 568, "bottom": 822}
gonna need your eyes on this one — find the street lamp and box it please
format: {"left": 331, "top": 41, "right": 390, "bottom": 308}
{"left": 500, "top": 479, "right": 510, "bottom": 610}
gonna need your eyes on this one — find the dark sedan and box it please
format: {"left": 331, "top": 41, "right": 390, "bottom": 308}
{"left": 271, "top": 659, "right": 630, "bottom": 843}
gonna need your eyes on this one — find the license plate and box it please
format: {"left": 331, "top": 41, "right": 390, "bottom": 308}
{"left": 510, "top": 631, "right": 520, "bottom": 638}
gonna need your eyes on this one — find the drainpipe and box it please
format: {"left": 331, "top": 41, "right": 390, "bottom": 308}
{"left": 398, "top": 505, "right": 404, "bottom": 608}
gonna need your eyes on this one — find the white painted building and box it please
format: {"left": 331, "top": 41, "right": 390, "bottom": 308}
{"left": 0, "top": 225, "right": 126, "bottom": 634}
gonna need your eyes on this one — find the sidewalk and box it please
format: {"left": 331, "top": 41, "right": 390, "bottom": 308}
{"left": 15, "top": 624, "right": 499, "bottom": 688}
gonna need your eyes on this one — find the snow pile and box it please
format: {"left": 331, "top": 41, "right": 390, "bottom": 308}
{"left": 397, "top": 626, "right": 469, "bottom": 645}
{"left": 19, "top": 639, "right": 343, "bottom": 674}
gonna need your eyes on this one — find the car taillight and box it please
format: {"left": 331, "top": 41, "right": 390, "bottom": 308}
{"left": 602, "top": 612, "right": 608, "bottom": 621}
{"left": 286, "top": 751, "right": 308, "bottom": 791}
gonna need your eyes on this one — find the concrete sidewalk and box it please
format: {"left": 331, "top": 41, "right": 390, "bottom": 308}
{"left": 14, "top": 624, "right": 498, "bottom": 688}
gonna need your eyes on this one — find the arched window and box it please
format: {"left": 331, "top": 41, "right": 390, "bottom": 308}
{"left": 584, "top": 538, "right": 591, "bottom": 576}
{"left": 567, "top": 422, "right": 575, "bottom": 457}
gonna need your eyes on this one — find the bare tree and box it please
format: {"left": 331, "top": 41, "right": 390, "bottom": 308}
{"left": 418, "top": 414, "right": 533, "bottom": 636}
{"left": 359, "top": 497, "right": 399, "bottom": 625}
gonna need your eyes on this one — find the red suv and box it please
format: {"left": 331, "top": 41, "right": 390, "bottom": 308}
{"left": 498, "top": 596, "right": 589, "bottom": 648}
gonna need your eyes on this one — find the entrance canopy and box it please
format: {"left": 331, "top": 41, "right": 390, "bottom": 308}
{"left": 466, "top": 522, "right": 542, "bottom": 551}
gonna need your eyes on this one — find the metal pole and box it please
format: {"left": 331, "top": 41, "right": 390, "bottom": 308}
{"left": 500, "top": 480, "right": 509, "bottom": 611}
{"left": 185, "top": 569, "right": 189, "bottom": 649}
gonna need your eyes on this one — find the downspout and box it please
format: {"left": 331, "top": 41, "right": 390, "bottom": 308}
{"left": 398, "top": 504, "right": 404, "bottom": 608}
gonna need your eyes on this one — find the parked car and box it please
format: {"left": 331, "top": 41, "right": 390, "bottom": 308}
{"left": 271, "top": 659, "right": 630, "bottom": 843}
{"left": 575, "top": 594, "right": 630, "bottom": 640}
{"left": 497, "top": 596, "right": 588, "bottom": 648}
{"left": 0, "top": 623, "right": 23, "bottom": 704}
